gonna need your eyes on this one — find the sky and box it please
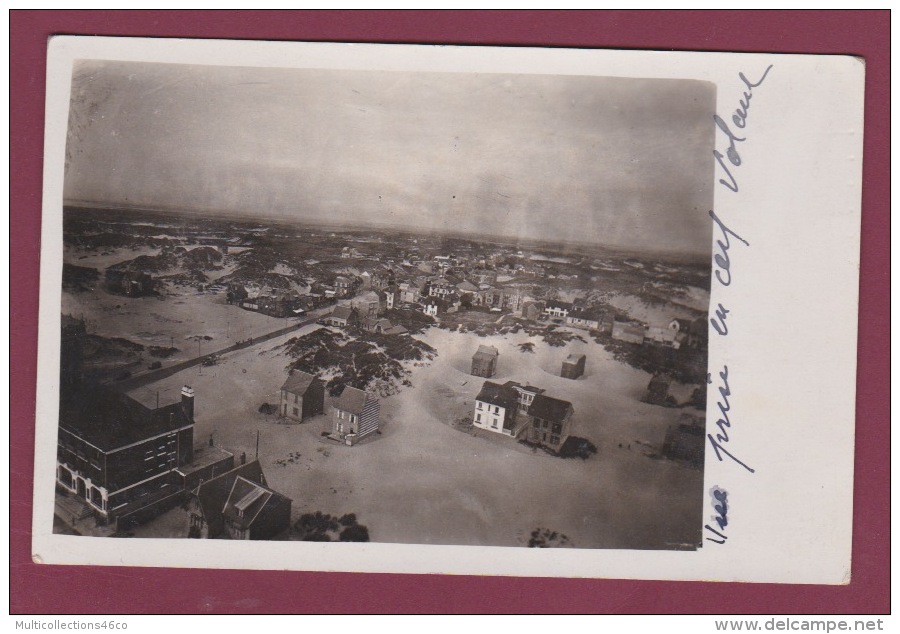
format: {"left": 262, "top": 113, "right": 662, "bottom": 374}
{"left": 64, "top": 60, "right": 716, "bottom": 256}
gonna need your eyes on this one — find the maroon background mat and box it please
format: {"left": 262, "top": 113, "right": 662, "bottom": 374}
{"left": 10, "top": 10, "right": 889, "bottom": 614}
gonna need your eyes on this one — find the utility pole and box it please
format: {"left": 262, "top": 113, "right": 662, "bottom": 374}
{"left": 255, "top": 430, "right": 260, "bottom": 460}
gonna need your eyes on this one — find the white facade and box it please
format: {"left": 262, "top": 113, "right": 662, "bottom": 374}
{"left": 472, "top": 400, "right": 509, "bottom": 435}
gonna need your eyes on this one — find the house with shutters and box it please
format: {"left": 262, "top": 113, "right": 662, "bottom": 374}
{"left": 279, "top": 370, "right": 325, "bottom": 422}
{"left": 329, "top": 387, "right": 380, "bottom": 446}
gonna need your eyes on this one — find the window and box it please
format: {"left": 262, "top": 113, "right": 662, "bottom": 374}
{"left": 491, "top": 419, "right": 498, "bottom": 429}
{"left": 293, "top": 407, "right": 299, "bottom": 417}
{"left": 494, "top": 406, "right": 500, "bottom": 415}
{"left": 550, "top": 435, "right": 560, "bottom": 445}
{"left": 477, "top": 402, "right": 483, "bottom": 410}
{"left": 294, "top": 394, "right": 299, "bottom": 404}
{"left": 552, "top": 423, "right": 562, "bottom": 435}
{"left": 476, "top": 413, "right": 481, "bottom": 423}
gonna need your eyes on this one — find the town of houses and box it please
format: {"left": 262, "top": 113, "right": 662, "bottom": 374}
{"left": 57, "top": 222, "right": 707, "bottom": 542}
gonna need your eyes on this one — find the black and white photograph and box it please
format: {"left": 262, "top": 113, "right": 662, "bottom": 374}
{"left": 31, "top": 36, "right": 864, "bottom": 584}
{"left": 53, "top": 58, "right": 714, "bottom": 550}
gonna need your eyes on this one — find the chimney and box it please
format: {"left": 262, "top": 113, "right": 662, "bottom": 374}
{"left": 181, "top": 385, "right": 195, "bottom": 421}
{"left": 240, "top": 451, "right": 246, "bottom": 465}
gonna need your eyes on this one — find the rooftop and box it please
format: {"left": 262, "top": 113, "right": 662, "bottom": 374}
{"left": 529, "top": 394, "right": 573, "bottom": 423}
{"left": 475, "top": 381, "right": 519, "bottom": 411}
{"left": 59, "top": 384, "right": 192, "bottom": 452}
{"left": 281, "top": 370, "right": 320, "bottom": 395}
{"left": 334, "top": 386, "right": 370, "bottom": 414}
{"left": 473, "top": 345, "right": 499, "bottom": 359}
{"left": 175, "top": 445, "right": 234, "bottom": 477}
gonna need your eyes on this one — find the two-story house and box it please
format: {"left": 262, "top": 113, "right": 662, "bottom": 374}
{"left": 280, "top": 370, "right": 325, "bottom": 422}
{"left": 330, "top": 387, "right": 380, "bottom": 446}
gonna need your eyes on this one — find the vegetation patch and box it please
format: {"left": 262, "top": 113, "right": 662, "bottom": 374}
{"left": 148, "top": 345, "right": 178, "bottom": 358}
{"left": 557, "top": 436, "right": 598, "bottom": 460}
{"left": 280, "top": 328, "right": 436, "bottom": 396}
{"left": 527, "top": 528, "right": 573, "bottom": 548}
{"left": 291, "top": 511, "right": 370, "bottom": 542}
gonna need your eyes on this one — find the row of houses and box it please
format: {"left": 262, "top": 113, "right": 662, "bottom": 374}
{"left": 279, "top": 370, "right": 381, "bottom": 446}
{"left": 521, "top": 299, "right": 706, "bottom": 350}
{"left": 472, "top": 380, "right": 575, "bottom": 452}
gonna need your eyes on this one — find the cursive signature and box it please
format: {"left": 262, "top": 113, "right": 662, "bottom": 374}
{"left": 713, "top": 65, "right": 774, "bottom": 193}
{"left": 707, "top": 365, "right": 755, "bottom": 473}
{"left": 704, "top": 487, "right": 729, "bottom": 544}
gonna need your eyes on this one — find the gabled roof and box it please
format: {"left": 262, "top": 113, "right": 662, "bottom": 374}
{"left": 222, "top": 477, "right": 272, "bottom": 529}
{"left": 58, "top": 384, "right": 192, "bottom": 452}
{"left": 334, "top": 386, "right": 370, "bottom": 414}
{"left": 456, "top": 280, "right": 478, "bottom": 292}
{"left": 281, "top": 370, "right": 320, "bottom": 395}
{"left": 528, "top": 394, "right": 573, "bottom": 423}
{"left": 222, "top": 473, "right": 292, "bottom": 531}
{"left": 475, "top": 381, "right": 518, "bottom": 410}
{"left": 194, "top": 460, "right": 265, "bottom": 538}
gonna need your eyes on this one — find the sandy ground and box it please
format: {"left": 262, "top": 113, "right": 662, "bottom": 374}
{"left": 62, "top": 248, "right": 304, "bottom": 366}
{"left": 61, "top": 248, "right": 704, "bottom": 549}
{"left": 607, "top": 291, "right": 706, "bottom": 325}
{"left": 124, "top": 319, "right": 704, "bottom": 550}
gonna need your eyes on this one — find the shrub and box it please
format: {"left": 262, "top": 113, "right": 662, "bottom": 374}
{"left": 339, "top": 524, "right": 370, "bottom": 542}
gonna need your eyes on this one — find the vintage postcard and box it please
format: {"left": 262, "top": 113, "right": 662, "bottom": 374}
{"left": 32, "top": 37, "right": 863, "bottom": 583}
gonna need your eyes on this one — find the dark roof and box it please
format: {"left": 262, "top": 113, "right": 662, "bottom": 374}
{"left": 568, "top": 306, "right": 604, "bottom": 321}
{"left": 222, "top": 476, "right": 287, "bottom": 529}
{"left": 59, "top": 385, "right": 192, "bottom": 452}
{"left": 473, "top": 345, "right": 499, "bottom": 360}
{"left": 330, "top": 305, "right": 354, "bottom": 320}
{"left": 194, "top": 460, "right": 265, "bottom": 538}
{"left": 528, "top": 394, "right": 573, "bottom": 423}
{"left": 564, "top": 353, "right": 586, "bottom": 364}
{"left": 334, "top": 386, "right": 369, "bottom": 414}
{"left": 475, "top": 381, "right": 518, "bottom": 411}
{"left": 545, "top": 300, "right": 573, "bottom": 310}
{"left": 281, "top": 370, "right": 320, "bottom": 395}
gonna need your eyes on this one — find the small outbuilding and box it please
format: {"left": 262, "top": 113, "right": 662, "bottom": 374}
{"left": 561, "top": 353, "right": 586, "bottom": 379}
{"left": 471, "top": 345, "right": 499, "bottom": 378}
